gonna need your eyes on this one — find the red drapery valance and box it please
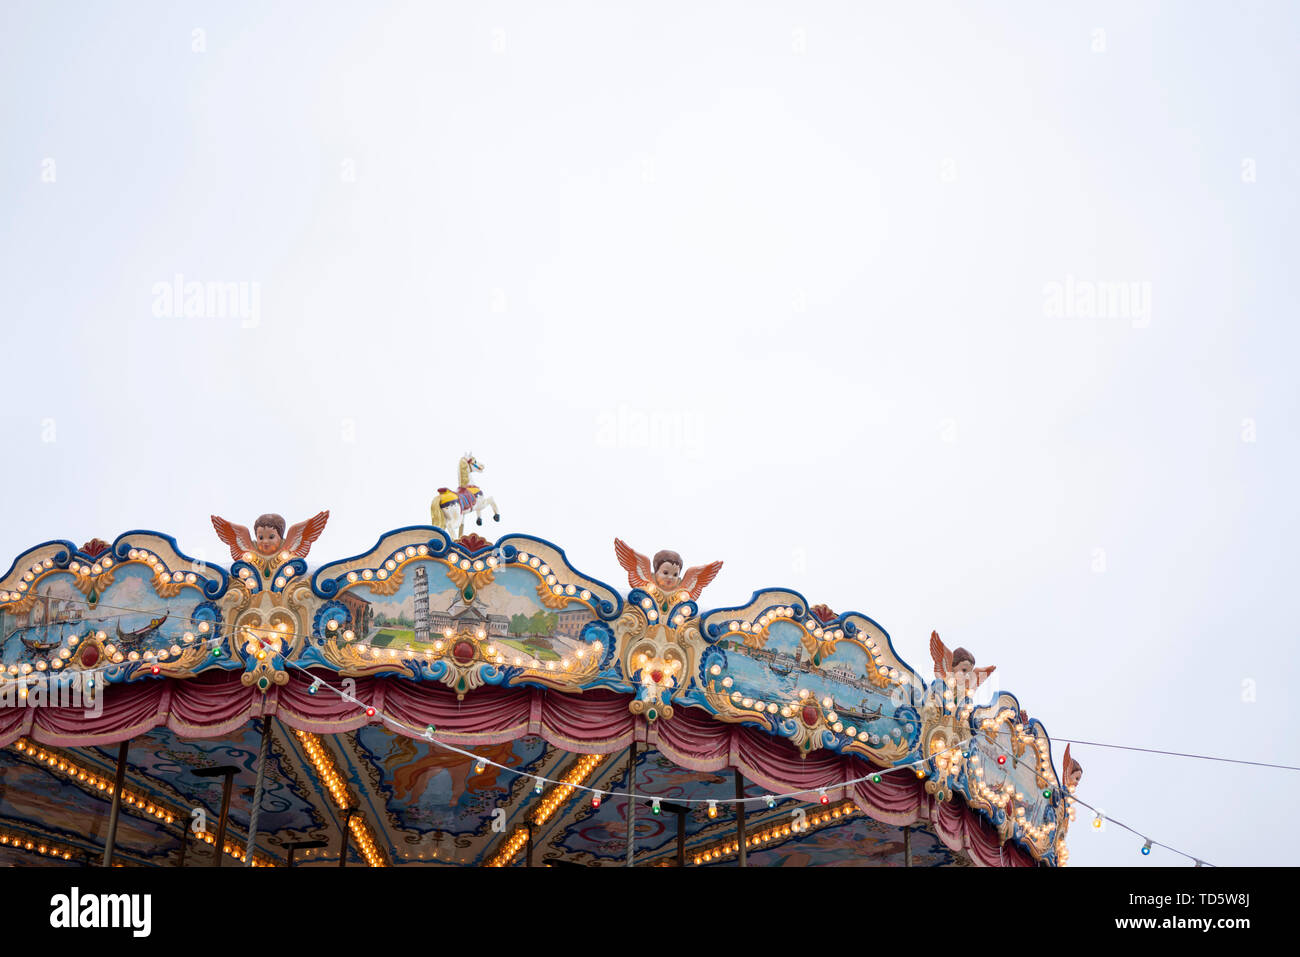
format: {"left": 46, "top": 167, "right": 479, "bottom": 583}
{"left": 0, "top": 671, "right": 1033, "bottom": 866}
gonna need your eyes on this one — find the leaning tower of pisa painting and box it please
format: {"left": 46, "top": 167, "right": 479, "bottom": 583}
{"left": 413, "top": 565, "right": 430, "bottom": 642}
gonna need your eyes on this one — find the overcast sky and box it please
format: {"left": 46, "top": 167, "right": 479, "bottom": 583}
{"left": 2, "top": 1, "right": 1296, "bottom": 866}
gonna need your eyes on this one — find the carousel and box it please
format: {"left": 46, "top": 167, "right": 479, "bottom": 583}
{"left": 0, "top": 460, "right": 1083, "bottom": 867}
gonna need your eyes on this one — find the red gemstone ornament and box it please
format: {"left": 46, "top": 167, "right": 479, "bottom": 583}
{"left": 80, "top": 645, "right": 100, "bottom": 668}
{"left": 452, "top": 641, "right": 475, "bottom": 663}
{"left": 802, "top": 705, "right": 819, "bottom": 726}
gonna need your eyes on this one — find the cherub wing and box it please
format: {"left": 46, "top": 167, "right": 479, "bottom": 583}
{"left": 929, "top": 631, "right": 952, "bottom": 677}
{"left": 284, "top": 510, "right": 330, "bottom": 558}
{"left": 613, "top": 538, "right": 653, "bottom": 590}
{"left": 211, "top": 515, "right": 254, "bottom": 562}
{"left": 680, "top": 560, "right": 723, "bottom": 601}
{"left": 973, "top": 665, "right": 996, "bottom": 688}
{"left": 1062, "top": 743, "right": 1074, "bottom": 782}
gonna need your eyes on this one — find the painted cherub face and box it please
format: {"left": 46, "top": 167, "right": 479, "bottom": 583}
{"left": 654, "top": 560, "right": 682, "bottom": 591}
{"left": 255, "top": 524, "right": 283, "bottom": 556}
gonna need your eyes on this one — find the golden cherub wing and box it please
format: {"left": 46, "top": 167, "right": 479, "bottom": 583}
{"left": 613, "top": 538, "right": 653, "bottom": 590}
{"left": 211, "top": 515, "right": 254, "bottom": 562}
{"left": 973, "top": 665, "right": 996, "bottom": 688}
{"left": 284, "top": 510, "right": 330, "bottom": 558}
{"left": 680, "top": 560, "right": 723, "bottom": 601}
{"left": 1061, "top": 743, "right": 1073, "bottom": 782}
{"left": 929, "top": 631, "right": 952, "bottom": 677}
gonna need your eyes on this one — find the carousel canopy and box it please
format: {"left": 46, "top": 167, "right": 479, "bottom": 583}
{"left": 0, "top": 521, "right": 1077, "bottom": 867}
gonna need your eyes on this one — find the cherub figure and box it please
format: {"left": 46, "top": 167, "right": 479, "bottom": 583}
{"left": 211, "top": 510, "right": 330, "bottom": 576}
{"left": 614, "top": 539, "right": 723, "bottom": 611}
{"left": 1062, "top": 743, "right": 1083, "bottom": 793}
{"left": 929, "top": 631, "right": 996, "bottom": 697}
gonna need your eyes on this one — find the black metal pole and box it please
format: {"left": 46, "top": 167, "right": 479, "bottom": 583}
{"left": 625, "top": 741, "right": 637, "bottom": 867}
{"left": 735, "top": 770, "right": 748, "bottom": 867}
{"left": 101, "top": 739, "right": 130, "bottom": 867}
{"left": 193, "top": 765, "right": 240, "bottom": 867}
{"left": 176, "top": 823, "right": 189, "bottom": 868}
{"left": 904, "top": 825, "right": 912, "bottom": 867}
{"left": 675, "top": 808, "right": 686, "bottom": 866}
{"left": 339, "top": 808, "right": 357, "bottom": 867}
{"left": 213, "top": 770, "right": 235, "bottom": 867}
{"left": 526, "top": 822, "right": 534, "bottom": 868}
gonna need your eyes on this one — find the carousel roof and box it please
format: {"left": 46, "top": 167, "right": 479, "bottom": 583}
{"left": 0, "top": 522, "right": 1079, "bottom": 867}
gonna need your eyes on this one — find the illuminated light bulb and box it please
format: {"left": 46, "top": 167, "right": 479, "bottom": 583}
{"left": 819, "top": 788, "right": 829, "bottom": 805}
{"left": 365, "top": 707, "right": 376, "bottom": 717}
{"left": 592, "top": 792, "right": 602, "bottom": 809}
{"left": 1092, "top": 814, "right": 1103, "bottom": 829}
{"left": 707, "top": 800, "right": 718, "bottom": 819}
{"left": 1141, "top": 840, "right": 1152, "bottom": 856}
{"left": 996, "top": 755, "right": 1007, "bottom": 765}
{"left": 766, "top": 795, "right": 776, "bottom": 809}
{"left": 871, "top": 774, "right": 882, "bottom": 784}
{"left": 308, "top": 679, "right": 320, "bottom": 695}
{"left": 474, "top": 759, "right": 486, "bottom": 775}
{"left": 651, "top": 798, "right": 661, "bottom": 816}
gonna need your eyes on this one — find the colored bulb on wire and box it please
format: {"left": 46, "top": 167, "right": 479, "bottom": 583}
{"left": 651, "top": 798, "right": 661, "bottom": 815}
{"left": 1141, "top": 839, "right": 1152, "bottom": 856}
{"left": 871, "top": 774, "right": 882, "bottom": 784}
{"left": 308, "top": 679, "right": 320, "bottom": 695}
{"left": 474, "top": 759, "right": 486, "bottom": 775}
{"left": 534, "top": 778, "right": 544, "bottom": 795}
{"left": 819, "top": 788, "right": 829, "bottom": 805}
{"left": 707, "top": 800, "right": 717, "bottom": 819}
{"left": 766, "top": 795, "right": 776, "bottom": 809}
{"left": 996, "top": 755, "right": 1006, "bottom": 765}
{"left": 365, "top": 707, "right": 376, "bottom": 717}
{"left": 591, "top": 792, "right": 602, "bottom": 809}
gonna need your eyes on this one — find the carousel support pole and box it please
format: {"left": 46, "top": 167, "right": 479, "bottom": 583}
{"left": 339, "top": 808, "right": 358, "bottom": 867}
{"left": 526, "top": 821, "right": 534, "bottom": 868}
{"left": 100, "top": 739, "right": 131, "bottom": 867}
{"left": 242, "top": 716, "right": 274, "bottom": 866}
{"left": 194, "top": 764, "right": 240, "bottom": 867}
{"left": 904, "top": 825, "right": 912, "bottom": 867}
{"left": 625, "top": 741, "right": 637, "bottom": 868}
{"left": 676, "top": 808, "right": 686, "bottom": 866}
{"left": 176, "top": 824, "right": 189, "bottom": 868}
{"left": 735, "top": 770, "right": 748, "bottom": 867}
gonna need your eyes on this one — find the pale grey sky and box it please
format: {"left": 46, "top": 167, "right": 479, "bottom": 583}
{"left": 2, "top": 1, "right": 1296, "bottom": 865}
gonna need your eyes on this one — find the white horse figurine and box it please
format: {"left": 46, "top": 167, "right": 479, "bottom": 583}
{"left": 430, "top": 453, "right": 500, "bottom": 539}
